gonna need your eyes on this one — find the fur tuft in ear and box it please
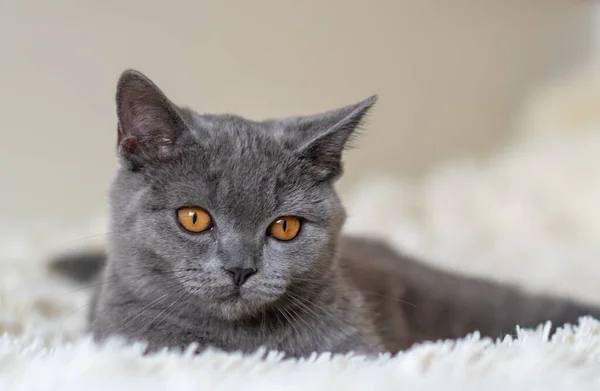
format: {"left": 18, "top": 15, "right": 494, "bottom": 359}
{"left": 293, "top": 95, "right": 377, "bottom": 180}
{"left": 116, "top": 70, "right": 188, "bottom": 168}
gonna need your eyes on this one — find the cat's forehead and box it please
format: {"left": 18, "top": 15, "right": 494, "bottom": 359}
{"left": 164, "top": 111, "right": 305, "bottom": 196}
{"left": 184, "top": 110, "right": 275, "bottom": 140}
{"left": 180, "top": 111, "right": 293, "bottom": 169}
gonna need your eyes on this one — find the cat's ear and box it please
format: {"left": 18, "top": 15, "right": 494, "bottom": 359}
{"left": 291, "top": 95, "right": 377, "bottom": 180}
{"left": 116, "top": 70, "right": 188, "bottom": 168}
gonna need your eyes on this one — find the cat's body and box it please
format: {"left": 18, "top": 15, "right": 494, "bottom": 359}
{"left": 51, "top": 70, "right": 600, "bottom": 358}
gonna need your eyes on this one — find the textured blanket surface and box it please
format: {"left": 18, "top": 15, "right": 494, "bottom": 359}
{"left": 2, "top": 68, "right": 600, "bottom": 389}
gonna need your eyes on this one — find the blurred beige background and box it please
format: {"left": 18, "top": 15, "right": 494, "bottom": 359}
{"left": 0, "top": 0, "right": 595, "bottom": 231}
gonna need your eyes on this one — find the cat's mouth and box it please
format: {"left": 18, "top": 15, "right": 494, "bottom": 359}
{"left": 219, "top": 285, "right": 253, "bottom": 305}
{"left": 228, "top": 287, "right": 242, "bottom": 298}
{"left": 215, "top": 285, "right": 280, "bottom": 320}
{"left": 180, "top": 275, "right": 283, "bottom": 320}
{"left": 218, "top": 292, "right": 259, "bottom": 320}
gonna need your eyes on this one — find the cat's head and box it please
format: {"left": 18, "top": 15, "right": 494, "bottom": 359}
{"left": 109, "top": 70, "right": 376, "bottom": 320}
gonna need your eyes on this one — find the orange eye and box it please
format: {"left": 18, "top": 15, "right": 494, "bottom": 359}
{"left": 177, "top": 207, "right": 212, "bottom": 233}
{"left": 268, "top": 216, "right": 301, "bottom": 241}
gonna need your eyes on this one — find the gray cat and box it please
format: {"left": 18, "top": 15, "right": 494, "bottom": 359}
{"left": 51, "top": 69, "right": 600, "bottom": 358}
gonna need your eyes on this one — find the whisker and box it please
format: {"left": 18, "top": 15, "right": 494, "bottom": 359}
{"left": 285, "top": 295, "right": 320, "bottom": 337}
{"left": 58, "top": 301, "right": 93, "bottom": 329}
{"left": 116, "top": 281, "right": 193, "bottom": 333}
{"left": 260, "top": 307, "right": 267, "bottom": 336}
{"left": 287, "top": 290, "right": 376, "bottom": 351}
{"left": 47, "top": 231, "right": 122, "bottom": 252}
{"left": 150, "top": 287, "right": 195, "bottom": 331}
{"left": 277, "top": 306, "right": 301, "bottom": 342}
{"left": 54, "top": 266, "right": 201, "bottom": 298}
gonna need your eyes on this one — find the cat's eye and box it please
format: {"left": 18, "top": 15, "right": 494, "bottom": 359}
{"left": 268, "top": 216, "right": 301, "bottom": 241}
{"left": 177, "top": 207, "right": 212, "bottom": 233}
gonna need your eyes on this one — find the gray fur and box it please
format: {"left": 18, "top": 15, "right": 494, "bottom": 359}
{"left": 73, "top": 70, "right": 600, "bottom": 358}
{"left": 95, "top": 70, "right": 380, "bottom": 357}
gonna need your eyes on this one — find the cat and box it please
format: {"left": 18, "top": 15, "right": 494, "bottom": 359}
{"left": 50, "top": 69, "right": 600, "bottom": 358}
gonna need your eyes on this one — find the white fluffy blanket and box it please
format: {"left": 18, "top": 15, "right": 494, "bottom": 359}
{"left": 2, "top": 69, "right": 600, "bottom": 390}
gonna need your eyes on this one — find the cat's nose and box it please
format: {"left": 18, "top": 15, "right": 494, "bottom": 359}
{"left": 224, "top": 266, "right": 257, "bottom": 287}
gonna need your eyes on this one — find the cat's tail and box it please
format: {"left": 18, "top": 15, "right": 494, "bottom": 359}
{"left": 48, "top": 249, "right": 107, "bottom": 283}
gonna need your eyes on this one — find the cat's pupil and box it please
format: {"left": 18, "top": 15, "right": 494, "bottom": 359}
{"left": 192, "top": 213, "right": 198, "bottom": 224}
{"left": 282, "top": 220, "right": 287, "bottom": 232}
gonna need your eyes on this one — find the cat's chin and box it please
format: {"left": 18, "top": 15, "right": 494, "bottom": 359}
{"left": 218, "top": 300, "right": 262, "bottom": 321}
{"left": 216, "top": 290, "right": 276, "bottom": 321}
